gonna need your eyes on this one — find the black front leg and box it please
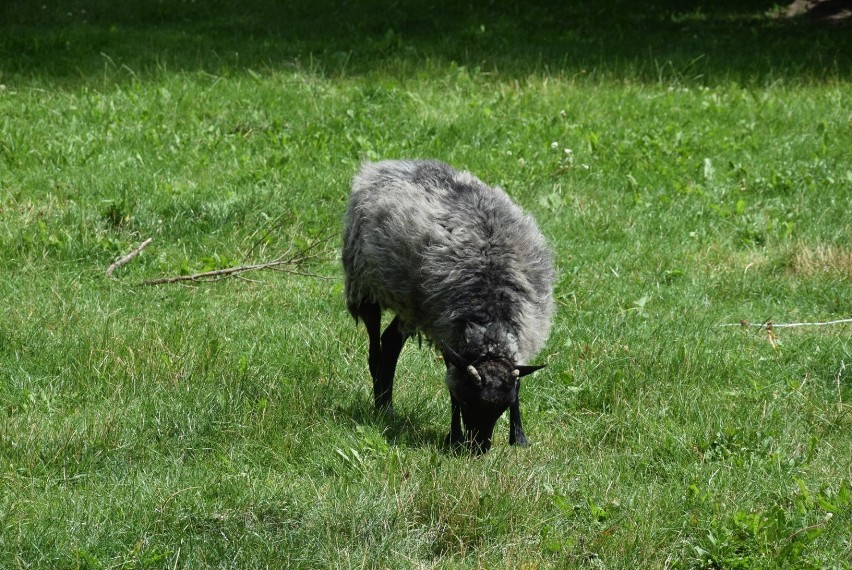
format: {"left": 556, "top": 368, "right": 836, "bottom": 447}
{"left": 445, "top": 394, "right": 464, "bottom": 447}
{"left": 508, "top": 399, "right": 529, "bottom": 447}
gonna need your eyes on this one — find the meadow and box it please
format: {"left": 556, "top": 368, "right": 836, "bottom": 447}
{"left": 1, "top": 1, "right": 850, "bottom": 567}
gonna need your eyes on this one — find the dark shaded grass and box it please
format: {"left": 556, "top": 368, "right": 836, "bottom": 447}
{"left": 1, "top": 0, "right": 850, "bottom": 84}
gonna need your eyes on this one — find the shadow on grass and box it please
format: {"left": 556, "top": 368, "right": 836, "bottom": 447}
{"left": 1, "top": 0, "right": 849, "bottom": 83}
{"left": 337, "top": 397, "right": 448, "bottom": 451}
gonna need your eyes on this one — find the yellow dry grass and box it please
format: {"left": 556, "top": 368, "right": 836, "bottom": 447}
{"left": 788, "top": 242, "right": 852, "bottom": 277}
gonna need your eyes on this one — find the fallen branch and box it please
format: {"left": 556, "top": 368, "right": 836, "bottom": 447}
{"left": 718, "top": 318, "right": 852, "bottom": 329}
{"left": 241, "top": 213, "right": 292, "bottom": 261}
{"left": 141, "top": 259, "right": 333, "bottom": 285}
{"left": 140, "top": 232, "right": 337, "bottom": 286}
{"left": 106, "top": 238, "right": 153, "bottom": 278}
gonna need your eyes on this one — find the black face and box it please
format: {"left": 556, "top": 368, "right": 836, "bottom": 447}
{"left": 448, "top": 359, "right": 519, "bottom": 453}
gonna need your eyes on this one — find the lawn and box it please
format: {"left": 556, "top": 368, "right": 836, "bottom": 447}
{"left": 1, "top": 1, "right": 850, "bottom": 568}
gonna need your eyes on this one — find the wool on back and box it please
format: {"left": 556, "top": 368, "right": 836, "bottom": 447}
{"left": 343, "top": 160, "right": 554, "bottom": 364}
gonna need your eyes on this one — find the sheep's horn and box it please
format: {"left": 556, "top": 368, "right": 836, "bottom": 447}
{"left": 514, "top": 364, "right": 546, "bottom": 378}
{"left": 441, "top": 342, "right": 468, "bottom": 369}
{"left": 466, "top": 365, "right": 482, "bottom": 383}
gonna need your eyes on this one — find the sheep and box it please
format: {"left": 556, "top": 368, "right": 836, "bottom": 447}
{"left": 342, "top": 159, "right": 555, "bottom": 452}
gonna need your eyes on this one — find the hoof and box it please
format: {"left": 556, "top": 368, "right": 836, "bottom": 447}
{"left": 444, "top": 432, "right": 465, "bottom": 448}
{"left": 510, "top": 435, "right": 530, "bottom": 447}
{"left": 376, "top": 404, "right": 397, "bottom": 419}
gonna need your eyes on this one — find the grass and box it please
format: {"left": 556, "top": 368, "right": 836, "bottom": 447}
{"left": 1, "top": 1, "right": 851, "bottom": 568}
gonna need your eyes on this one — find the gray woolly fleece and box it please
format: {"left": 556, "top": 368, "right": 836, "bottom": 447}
{"left": 342, "top": 159, "right": 555, "bottom": 366}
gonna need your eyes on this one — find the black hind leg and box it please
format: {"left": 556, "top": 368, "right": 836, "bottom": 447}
{"left": 355, "top": 302, "right": 384, "bottom": 405}
{"left": 375, "top": 316, "right": 409, "bottom": 409}
{"left": 354, "top": 304, "right": 409, "bottom": 411}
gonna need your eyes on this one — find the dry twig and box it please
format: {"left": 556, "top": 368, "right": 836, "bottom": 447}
{"left": 718, "top": 317, "right": 852, "bottom": 349}
{"left": 140, "top": 232, "right": 336, "bottom": 286}
{"left": 719, "top": 318, "right": 852, "bottom": 329}
{"left": 241, "top": 213, "right": 292, "bottom": 261}
{"left": 106, "top": 238, "right": 153, "bottom": 278}
{"left": 782, "top": 514, "right": 833, "bottom": 546}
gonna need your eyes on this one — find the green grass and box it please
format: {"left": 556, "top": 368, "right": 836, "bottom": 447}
{"left": 1, "top": 1, "right": 851, "bottom": 568}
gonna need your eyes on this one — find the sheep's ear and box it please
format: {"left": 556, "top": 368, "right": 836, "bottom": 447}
{"left": 441, "top": 343, "right": 468, "bottom": 369}
{"left": 514, "top": 364, "right": 546, "bottom": 378}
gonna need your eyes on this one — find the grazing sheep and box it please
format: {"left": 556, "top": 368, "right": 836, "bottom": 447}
{"left": 342, "top": 160, "right": 555, "bottom": 452}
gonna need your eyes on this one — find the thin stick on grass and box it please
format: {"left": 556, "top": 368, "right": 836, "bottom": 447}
{"left": 141, "top": 258, "right": 330, "bottom": 285}
{"left": 106, "top": 238, "right": 153, "bottom": 278}
{"left": 782, "top": 515, "right": 833, "bottom": 548}
{"left": 718, "top": 318, "right": 852, "bottom": 329}
{"left": 140, "top": 232, "right": 337, "bottom": 286}
{"left": 241, "top": 213, "right": 292, "bottom": 261}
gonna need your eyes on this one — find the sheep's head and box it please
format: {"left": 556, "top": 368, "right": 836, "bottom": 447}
{"left": 443, "top": 344, "right": 544, "bottom": 452}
